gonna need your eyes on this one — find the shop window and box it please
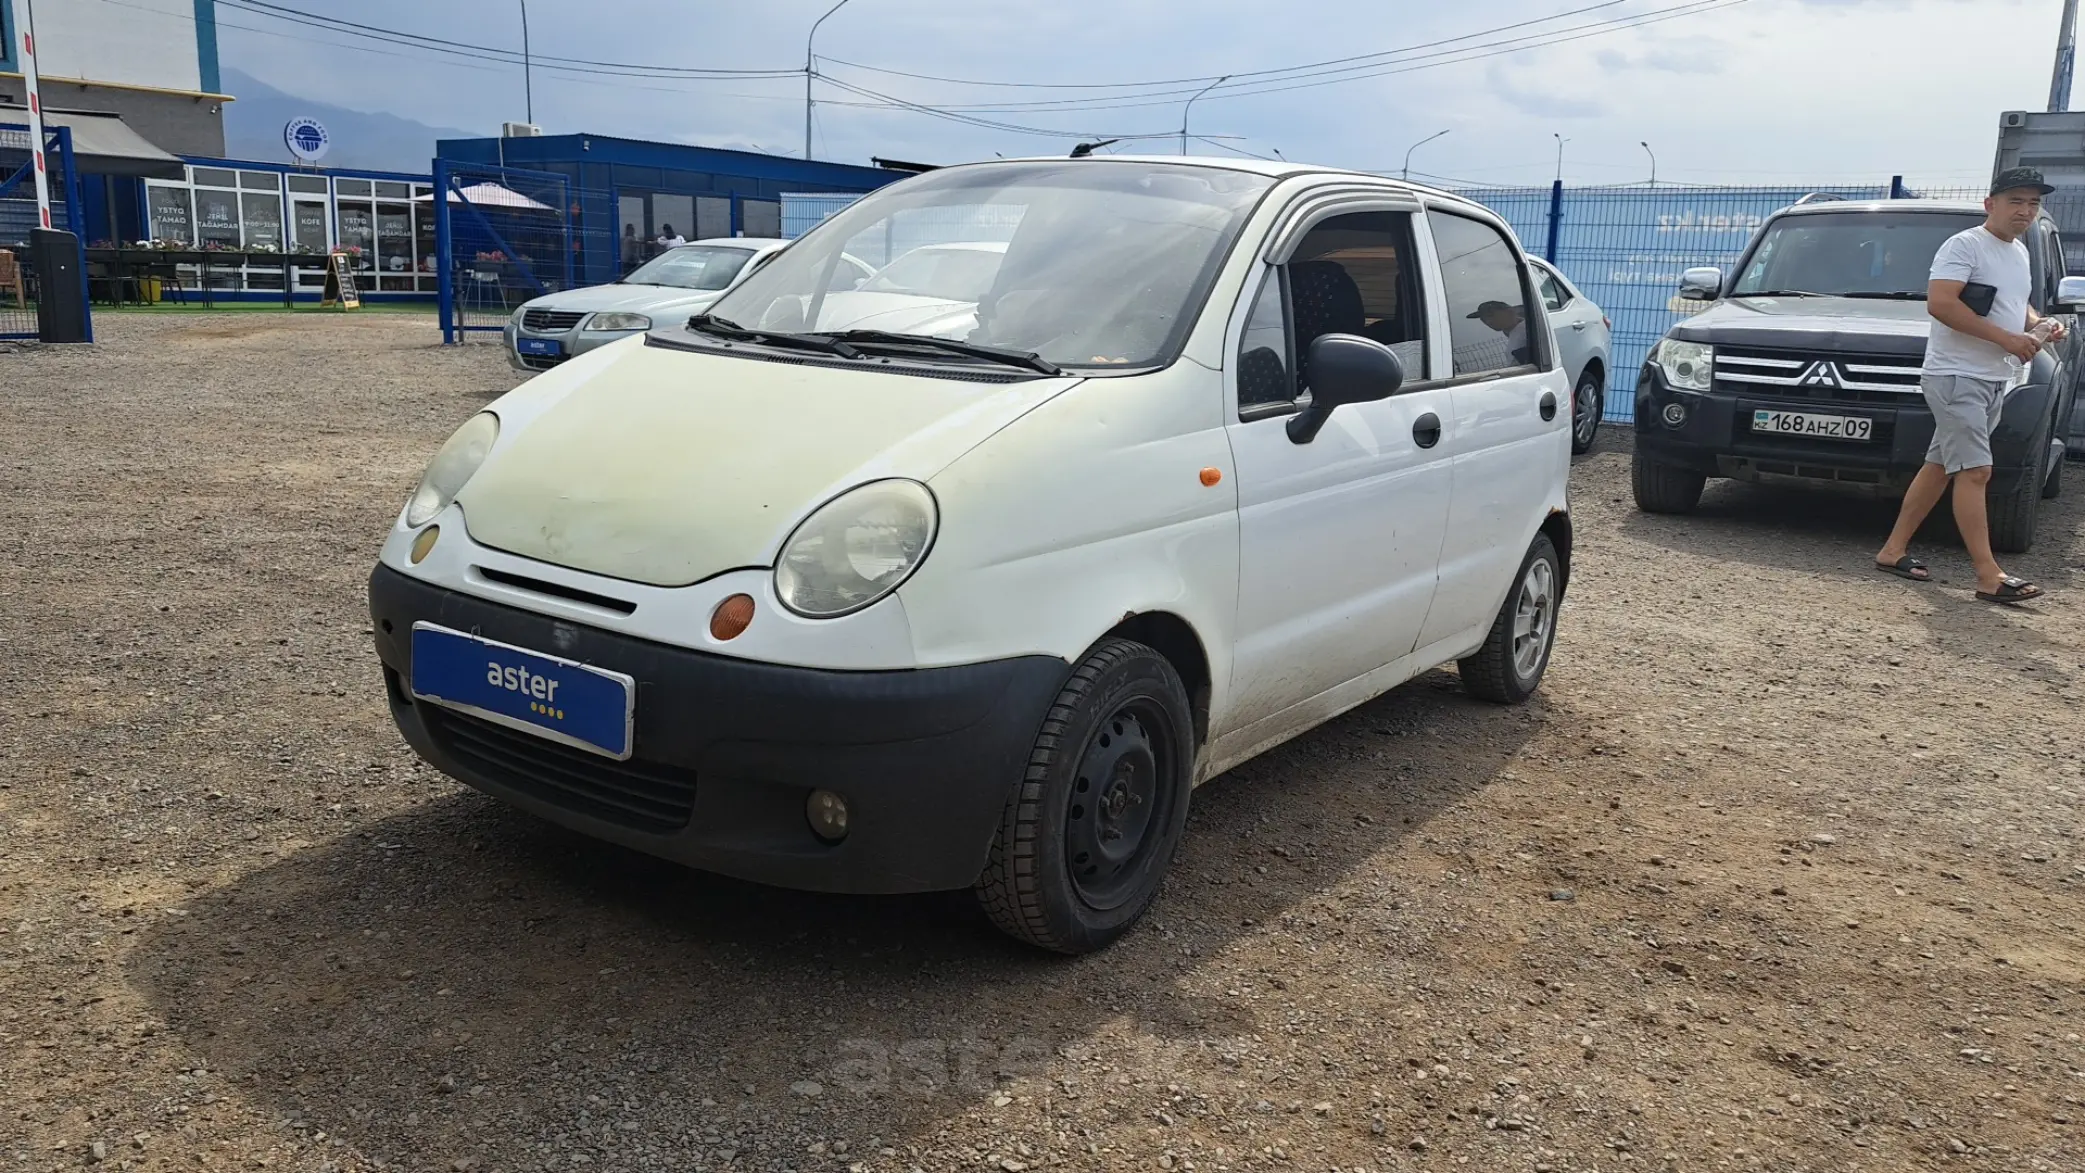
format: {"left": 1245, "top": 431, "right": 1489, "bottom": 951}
{"left": 286, "top": 175, "right": 328, "bottom": 195}
{"left": 374, "top": 180, "right": 411, "bottom": 199}
{"left": 145, "top": 183, "right": 193, "bottom": 246}
{"left": 696, "top": 196, "right": 730, "bottom": 242}
{"left": 192, "top": 167, "right": 237, "bottom": 188}
{"left": 337, "top": 201, "right": 376, "bottom": 270}
{"left": 239, "top": 171, "right": 280, "bottom": 191}
{"left": 335, "top": 178, "right": 373, "bottom": 198}
{"left": 742, "top": 199, "right": 781, "bottom": 239}
{"left": 241, "top": 190, "right": 285, "bottom": 252}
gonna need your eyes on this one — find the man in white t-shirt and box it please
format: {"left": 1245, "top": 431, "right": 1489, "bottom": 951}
{"left": 1874, "top": 167, "right": 2064, "bottom": 604}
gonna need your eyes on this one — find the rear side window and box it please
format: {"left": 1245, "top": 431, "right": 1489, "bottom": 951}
{"left": 1535, "top": 267, "right": 1569, "bottom": 311}
{"left": 1430, "top": 211, "right": 1541, "bottom": 376}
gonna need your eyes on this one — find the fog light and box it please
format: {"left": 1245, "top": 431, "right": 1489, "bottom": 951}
{"left": 409, "top": 525, "right": 440, "bottom": 564}
{"left": 806, "top": 789, "right": 850, "bottom": 843}
{"left": 710, "top": 593, "right": 755, "bottom": 641}
{"left": 1662, "top": 402, "right": 1688, "bottom": 428}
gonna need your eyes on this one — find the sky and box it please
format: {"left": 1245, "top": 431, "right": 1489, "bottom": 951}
{"left": 198, "top": 0, "right": 2068, "bottom": 187}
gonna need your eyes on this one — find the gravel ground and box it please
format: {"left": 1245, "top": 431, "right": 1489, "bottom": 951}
{"left": 4, "top": 313, "right": 2085, "bottom": 1173}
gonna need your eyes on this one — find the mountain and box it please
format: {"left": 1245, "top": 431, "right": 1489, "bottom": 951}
{"left": 220, "top": 68, "right": 480, "bottom": 174}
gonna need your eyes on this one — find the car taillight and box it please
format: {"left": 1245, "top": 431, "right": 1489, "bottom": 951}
{"left": 1603, "top": 315, "right": 1612, "bottom": 330}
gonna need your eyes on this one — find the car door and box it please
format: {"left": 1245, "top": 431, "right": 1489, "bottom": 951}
{"left": 1415, "top": 205, "right": 1571, "bottom": 650}
{"left": 2035, "top": 222, "right": 2084, "bottom": 451}
{"left": 1221, "top": 204, "right": 1457, "bottom": 737}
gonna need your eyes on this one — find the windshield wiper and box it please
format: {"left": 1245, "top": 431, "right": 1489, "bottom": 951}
{"left": 1839, "top": 291, "right": 1927, "bottom": 300}
{"left": 1733, "top": 289, "right": 1826, "bottom": 299}
{"left": 830, "top": 330, "right": 1062, "bottom": 375}
{"left": 685, "top": 313, "right": 863, "bottom": 359}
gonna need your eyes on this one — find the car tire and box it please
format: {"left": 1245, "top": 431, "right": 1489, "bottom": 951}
{"left": 1571, "top": 370, "right": 1604, "bottom": 455}
{"left": 1460, "top": 535, "right": 1563, "bottom": 705}
{"left": 2042, "top": 437, "right": 2064, "bottom": 500}
{"left": 975, "top": 639, "right": 1195, "bottom": 955}
{"left": 1632, "top": 454, "right": 1706, "bottom": 514}
{"left": 1989, "top": 449, "right": 2043, "bottom": 555}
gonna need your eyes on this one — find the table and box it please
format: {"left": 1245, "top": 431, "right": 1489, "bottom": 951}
{"left": 84, "top": 249, "right": 335, "bottom": 309}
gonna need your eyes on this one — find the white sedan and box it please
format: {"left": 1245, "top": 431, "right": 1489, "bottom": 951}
{"left": 1529, "top": 257, "right": 1613, "bottom": 454}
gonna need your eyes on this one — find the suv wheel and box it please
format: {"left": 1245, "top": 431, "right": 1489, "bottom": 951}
{"left": 1571, "top": 372, "right": 1604, "bottom": 455}
{"left": 1459, "top": 535, "right": 1562, "bottom": 705}
{"left": 1632, "top": 453, "right": 1706, "bottom": 514}
{"left": 1989, "top": 443, "right": 2045, "bottom": 555}
{"left": 975, "top": 639, "right": 1194, "bottom": 954}
{"left": 2042, "top": 436, "right": 2065, "bottom": 500}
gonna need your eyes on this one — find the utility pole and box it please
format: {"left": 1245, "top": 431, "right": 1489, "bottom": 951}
{"left": 1402, "top": 128, "right": 1449, "bottom": 181}
{"left": 805, "top": 0, "right": 855, "bottom": 160}
{"left": 1554, "top": 134, "right": 1569, "bottom": 184}
{"left": 12, "top": 0, "right": 50, "bottom": 229}
{"left": 1641, "top": 141, "right": 1657, "bottom": 187}
{"left": 518, "top": 0, "right": 533, "bottom": 125}
{"left": 2052, "top": 0, "right": 2079, "bottom": 112}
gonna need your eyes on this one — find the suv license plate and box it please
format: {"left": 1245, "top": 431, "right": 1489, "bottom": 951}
{"left": 1752, "top": 409, "right": 1873, "bottom": 441}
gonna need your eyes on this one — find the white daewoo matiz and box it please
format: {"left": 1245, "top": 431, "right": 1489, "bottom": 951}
{"left": 369, "top": 157, "right": 1574, "bottom": 953}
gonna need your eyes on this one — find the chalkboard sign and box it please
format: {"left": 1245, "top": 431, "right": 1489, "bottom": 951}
{"left": 321, "top": 252, "right": 361, "bottom": 310}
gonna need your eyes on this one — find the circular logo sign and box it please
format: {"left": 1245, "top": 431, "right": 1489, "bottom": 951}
{"left": 283, "top": 117, "right": 331, "bottom": 163}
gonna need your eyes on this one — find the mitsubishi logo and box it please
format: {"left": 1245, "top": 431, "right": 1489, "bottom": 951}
{"left": 1800, "top": 361, "right": 1844, "bottom": 388}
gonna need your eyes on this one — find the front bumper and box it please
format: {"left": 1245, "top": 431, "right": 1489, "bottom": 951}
{"left": 1632, "top": 365, "right": 2041, "bottom": 494}
{"left": 369, "top": 564, "right": 1069, "bottom": 893}
{"left": 504, "top": 318, "right": 643, "bottom": 372}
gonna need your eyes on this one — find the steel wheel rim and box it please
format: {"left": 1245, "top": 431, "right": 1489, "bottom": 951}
{"left": 1511, "top": 559, "right": 1556, "bottom": 679}
{"left": 1575, "top": 379, "right": 1600, "bottom": 444}
{"left": 1064, "top": 700, "right": 1174, "bottom": 911}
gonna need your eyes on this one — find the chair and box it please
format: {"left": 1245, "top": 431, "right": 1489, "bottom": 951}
{"left": 1287, "top": 260, "right": 1367, "bottom": 390}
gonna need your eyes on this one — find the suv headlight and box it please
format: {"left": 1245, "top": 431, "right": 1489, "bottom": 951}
{"left": 775, "top": 480, "right": 938, "bottom": 618}
{"left": 1654, "top": 339, "right": 1714, "bottom": 392}
{"left": 405, "top": 412, "right": 499, "bottom": 528}
{"left": 589, "top": 312, "right": 652, "bottom": 332}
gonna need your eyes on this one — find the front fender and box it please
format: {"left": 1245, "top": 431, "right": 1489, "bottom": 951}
{"left": 1997, "top": 380, "right": 2058, "bottom": 468}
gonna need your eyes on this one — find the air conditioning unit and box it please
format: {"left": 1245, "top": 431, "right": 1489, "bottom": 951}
{"left": 502, "top": 121, "right": 542, "bottom": 138}
{"left": 2003, "top": 111, "right": 2029, "bottom": 129}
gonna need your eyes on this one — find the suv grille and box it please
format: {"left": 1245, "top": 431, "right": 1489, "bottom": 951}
{"left": 521, "top": 309, "right": 586, "bottom": 332}
{"left": 421, "top": 705, "right": 696, "bottom": 833}
{"left": 1714, "top": 347, "right": 1924, "bottom": 404}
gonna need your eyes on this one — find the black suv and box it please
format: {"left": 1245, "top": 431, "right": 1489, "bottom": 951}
{"left": 1632, "top": 198, "right": 2083, "bottom": 552}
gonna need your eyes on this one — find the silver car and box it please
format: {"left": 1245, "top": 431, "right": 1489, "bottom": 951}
{"left": 1530, "top": 257, "right": 1613, "bottom": 454}
{"left": 505, "top": 240, "right": 873, "bottom": 372}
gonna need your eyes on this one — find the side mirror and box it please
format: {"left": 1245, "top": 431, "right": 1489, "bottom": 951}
{"left": 1287, "top": 334, "right": 1405, "bottom": 444}
{"left": 2056, "top": 275, "right": 2085, "bottom": 313}
{"left": 1678, "top": 266, "right": 1723, "bottom": 301}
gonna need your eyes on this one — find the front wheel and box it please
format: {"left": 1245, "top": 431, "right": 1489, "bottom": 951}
{"left": 1989, "top": 458, "right": 2043, "bottom": 554}
{"left": 1632, "top": 453, "right": 1706, "bottom": 514}
{"left": 1571, "top": 371, "right": 1604, "bottom": 455}
{"left": 1459, "top": 535, "right": 1562, "bottom": 705}
{"left": 975, "top": 639, "right": 1195, "bottom": 954}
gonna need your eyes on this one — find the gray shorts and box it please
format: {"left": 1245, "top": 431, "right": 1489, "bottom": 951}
{"left": 1921, "top": 373, "right": 2006, "bottom": 474}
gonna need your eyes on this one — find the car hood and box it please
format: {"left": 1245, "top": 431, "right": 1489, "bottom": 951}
{"left": 814, "top": 291, "right": 978, "bottom": 336}
{"left": 522, "top": 284, "right": 726, "bottom": 318}
{"left": 456, "top": 340, "right": 1082, "bottom": 588}
{"left": 1669, "top": 295, "right": 1932, "bottom": 356}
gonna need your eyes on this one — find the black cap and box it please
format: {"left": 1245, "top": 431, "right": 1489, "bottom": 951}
{"left": 1466, "top": 300, "right": 1517, "bottom": 319}
{"left": 1992, "top": 166, "right": 2056, "bottom": 196}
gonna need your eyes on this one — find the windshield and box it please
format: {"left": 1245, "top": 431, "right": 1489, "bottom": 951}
{"left": 861, "top": 246, "right": 1005, "bottom": 300}
{"left": 707, "top": 160, "right": 1275, "bottom": 369}
{"left": 624, "top": 245, "right": 757, "bottom": 291}
{"left": 1730, "top": 211, "right": 1984, "bottom": 298}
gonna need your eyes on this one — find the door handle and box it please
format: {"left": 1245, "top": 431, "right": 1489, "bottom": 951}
{"left": 1413, "top": 412, "right": 1442, "bottom": 449}
{"left": 1539, "top": 392, "right": 1558, "bottom": 422}
{"left": 1570, "top": 321, "right": 1588, "bottom": 331}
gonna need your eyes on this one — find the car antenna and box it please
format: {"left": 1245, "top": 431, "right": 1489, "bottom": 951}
{"left": 1070, "top": 139, "right": 1120, "bottom": 158}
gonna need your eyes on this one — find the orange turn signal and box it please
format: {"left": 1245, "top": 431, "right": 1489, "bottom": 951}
{"left": 1199, "top": 467, "right": 1223, "bottom": 487}
{"left": 409, "top": 525, "right": 440, "bottom": 564}
{"left": 710, "top": 593, "right": 755, "bottom": 641}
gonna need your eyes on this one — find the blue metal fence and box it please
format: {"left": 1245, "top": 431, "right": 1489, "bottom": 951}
{"left": 434, "top": 159, "right": 575, "bottom": 343}
{"left": 0, "top": 123, "right": 91, "bottom": 342}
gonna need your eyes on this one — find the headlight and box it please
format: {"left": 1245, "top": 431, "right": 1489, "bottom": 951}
{"left": 1654, "top": 339, "right": 1714, "bottom": 392}
{"left": 405, "top": 412, "right": 499, "bottom": 528}
{"left": 774, "top": 480, "right": 938, "bottom": 618}
{"left": 589, "top": 312, "right": 651, "bottom": 332}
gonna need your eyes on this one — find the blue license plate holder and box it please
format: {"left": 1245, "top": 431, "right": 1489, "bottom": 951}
{"left": 516, "top": 337, "right": 563, "bottom": 357}
{"left": 410, "top": 623, "right": 634, "bottom": 759}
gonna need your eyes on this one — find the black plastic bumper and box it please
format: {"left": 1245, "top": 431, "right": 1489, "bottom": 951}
{"left": 1632, "top": 366, "right": 2044, "bottom": 494}
{"left": 368, "top": 563, "right": 1069, "bottom": 894}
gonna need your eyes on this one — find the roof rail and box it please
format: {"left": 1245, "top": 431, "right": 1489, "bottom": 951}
{"left": 1792, "top": 192, "right": 1846, "bottom": 206}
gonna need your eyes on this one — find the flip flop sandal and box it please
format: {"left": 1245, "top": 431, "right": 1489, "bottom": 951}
{"left": 1976, "top": 576, "right": 2043, "bottom": 605}
{"left": 1875, "top": 556, "right": 1930, "bottom": 581}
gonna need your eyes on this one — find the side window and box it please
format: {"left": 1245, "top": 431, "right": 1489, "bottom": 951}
{"left": 2045, "top": 228, "right": 2067, "bottom": 306}
{"left": 1236, "top": 210, "right": 1428, "bottom": 416}
{"left": 1431, "top": 212, "right": 1543, "bottom": 376}
{"left": 1237, "top": 270, "right": 1294, "bottom": 410}
{"left": 1536, "top": 267, "right": 1568, "bottom": 312}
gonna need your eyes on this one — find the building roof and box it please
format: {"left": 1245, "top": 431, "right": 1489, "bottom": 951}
{"left": 0, "top": 105, "right": 184, "bottom": 178}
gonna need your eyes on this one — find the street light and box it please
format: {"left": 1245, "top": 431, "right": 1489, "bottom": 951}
{"left": 805, "top": 0, "right": 856, "bottom": 161}
{"left": 1554, "top": 133, "right": 1569, "bottom": 183}
{"left": 1641, "top": 141, "right": 1657, "bottom": 188}
{"left": 1402, "top": 128, "right": 1450, "bottom": 181}
{"left": 1181, "top": 75, "right": 1229, "bottom": 156}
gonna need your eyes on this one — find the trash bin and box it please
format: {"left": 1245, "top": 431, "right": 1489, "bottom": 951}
{"left": 30, "top": 228, "right": 89, "bottom": 343}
